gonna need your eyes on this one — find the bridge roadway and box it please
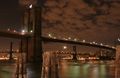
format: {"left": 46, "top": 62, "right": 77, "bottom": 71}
{"left": 0, "top": 30, "right": 30, "bottom": 39}
{"left": 0, "top": 30, "right": 116, "bottom": 51}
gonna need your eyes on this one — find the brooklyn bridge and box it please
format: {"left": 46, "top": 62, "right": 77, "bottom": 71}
{"left": 0, "top": 0, "right": 120, "bottom": 78}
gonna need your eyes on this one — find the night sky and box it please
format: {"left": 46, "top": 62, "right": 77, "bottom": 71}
{"left": 0, "top": 0, "right": 120, "bottom": 50}
{"left": 0, "top": 0, "right": 22, "bottom": 50}
{"left": 0, "top": 0, "right": 22, "bottom": 30}
{"left": 42, "top": 0, "right": 120, "bottom": 46}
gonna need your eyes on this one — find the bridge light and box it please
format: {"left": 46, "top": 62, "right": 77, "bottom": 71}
{"left": 53, "top": 37, "right": 56, "bottom": 39}
{"left": 30, "top": 30, "right": 33, "bottom": 33}
{"left": 118, "top": 38, "right": 120, "bottom": 42}
{"left": 63, "top": 46, "right": 67, "bottom": 50}
{"left": 7, "top": 28, "right": 10, "bottom": 31}
{"left": 74, "top": 38, "right": 77, "bottom": 41}
{"left": 95, "top": 43, "right": 98, "bottom": 45}
{"left": 63, "top": 38, "right": 68, "bottom": 40}
{"left": 63, "top": 38, "right": 66, "bottom": 40}
{"left": 105, "top": 45, "right": 109, "bottom": 47}
{"left": 112, "top": 46, "right": 115, "bottom": 49}
{"left": 48, "top": 33, "right": 52, "bottom": 37}
{"left": 100, "top": 43, "right": 103, "bottom": 46}
{"left": 21, "top": 29, "right": 27, "bottom": 35}
{"left": 68, "top": 37, "right": 71, "bottom": 40}
{"left": 82, "top": 40, "right": 86, "bottom": 42}
{"left": 13, "top": 30, "right": 16, "bottom": 32}
{"left": 22, "top": 30, "right": 25, "bottom": 33}
{"left": 90, "top": 42, "right": 92, "bottom": 44}
{"left": 93, "top": 41, "right": 96, "bottom": 44}
{"left": 29, "top": 4, "right": 33, "bottom": 9}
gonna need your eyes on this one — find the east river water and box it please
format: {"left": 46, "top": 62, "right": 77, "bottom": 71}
{"left": 0, "top": 60, "right": 120, "bottom": 78}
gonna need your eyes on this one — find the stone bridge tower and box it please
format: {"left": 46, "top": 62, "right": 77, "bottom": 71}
{"left": 19, "top": 0, "right": 43, "bottom": 62}
{"left": 19, "top": 0, "right": 44, "bottom": 78}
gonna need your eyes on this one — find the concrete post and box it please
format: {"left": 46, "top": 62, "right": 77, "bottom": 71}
{"left": 9, "top": 42, "right": 13, "bottom": 61}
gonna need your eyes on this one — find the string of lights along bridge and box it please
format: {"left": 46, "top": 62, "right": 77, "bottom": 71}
{"left": 0, "top": 28, "right": 117, "bottom": 51}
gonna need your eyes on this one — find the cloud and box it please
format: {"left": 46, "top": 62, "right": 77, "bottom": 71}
{"left": 42, "top": 0, "right": 120, "bottom": 45}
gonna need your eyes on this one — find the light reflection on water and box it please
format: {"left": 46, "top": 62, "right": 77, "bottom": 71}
{"left": 0, "top": 64, "right": 16, "bottom": 78}
{"left": 58, "top": 61, "right": 120, "bottom": 78}
{"left": 0, "top": 61, "right": 120, "bottom": 78}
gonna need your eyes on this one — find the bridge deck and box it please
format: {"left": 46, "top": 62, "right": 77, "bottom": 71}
{"left": 0, "top": 30, "right": 116, "bottom": 51}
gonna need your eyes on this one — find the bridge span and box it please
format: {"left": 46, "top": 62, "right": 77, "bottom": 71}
{"left": 0, "top": 30, "right": 30, "bottom": 38}
{"left": 0, "top": 30, "right": 116, "bottom": 51}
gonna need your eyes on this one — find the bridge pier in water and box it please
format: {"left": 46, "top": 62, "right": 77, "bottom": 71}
{"left": 9, "top": 42, "right": 13, "bottom": 61}
{"left": 72, "top": 46, "right": 77, "bottom": 60}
